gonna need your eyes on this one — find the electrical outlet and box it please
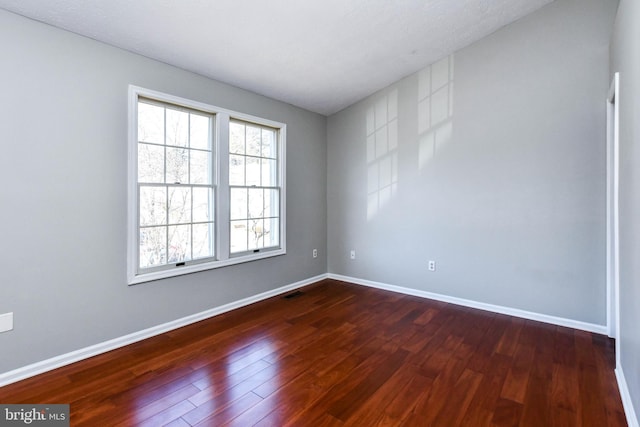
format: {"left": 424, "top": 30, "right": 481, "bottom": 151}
{"left": 428, "top": 260, "right": 436, "bottom": 272}
{"left": 350, "top": 250, "right": 356, "bottom": 260}
{"left": 312, "top": 249, "right": 318, "bottom": 258}
{"left": 0, "top": 312, "right": 13, "bottom": 333}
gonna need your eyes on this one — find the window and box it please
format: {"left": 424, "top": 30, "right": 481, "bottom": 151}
{"left": 128, "top": 86, "right": 286, "bottom": 284}
{"left": 229, "top": 120, "right": 280, "bottom": 254}
{"left": 136, "top": 99, "right": 215, "bottom": 271}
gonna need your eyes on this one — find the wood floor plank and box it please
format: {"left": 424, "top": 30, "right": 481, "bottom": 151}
{"left": 460, "top": 361, "right": 510, "bottom": 426}
{"left": 246, "top": 371, "right": 329, "bottom": 426}
{"left": 431, "top": 368, "right": 484, "bottom": 426}
{"left": 500, "top": 341, "right": 535, "bottom": 404}
{"left": 0, "top": 279, "right": 627, "bottom": 426}
{"left": 520, "top": 373, "right": 552, "bottom": 426}
{"left": 128, "top": 399, "right": 196, "bottom": 427}
{"left": 187, "top": 360, "right": 275, "bottom": 406}
{"left": 192, "top": 391, "right": 262, "bottom": 426}
{"left": 495, "top": 317, "right": 525, "bottom": 357}
{"left": 337, "top": 354, "right": 419, "bottom": 426}
{"left": 594, "top": 340, "right": 628, "bottom": 426}
{"left": 319, "top": 348, "right": 409, "bottom": 421}
{"left": 551, "top": 362, "right": 579, "bottom": 415}
{"left": 402, "top": 356, "right": 471, "bottom": 426}
{"left": 163, "top": 417, "right": 191, "bottom": 427}
{"left": 491, "top": 397, "right": 524, "bottom": 426}
{"left": 382, "top": 369, "right": 434, "bottom": 424}
{"left": 115, "top": 383, "right": 201, "bottom": 426}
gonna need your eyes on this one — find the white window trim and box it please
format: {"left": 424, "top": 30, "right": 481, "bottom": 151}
{"left": 127, "top": 85, "right": 286, "bottom": 285}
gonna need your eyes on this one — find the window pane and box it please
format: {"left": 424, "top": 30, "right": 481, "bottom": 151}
{"left": 230, "top": 220, "right": 248, "bottom": 253}
{"left": 168, "top": 224, "right": 191, "bottom": 262}
{"left": 248, "top": 218, "right": 265, "bottom": 250}
{"left": 140, "top": 226, "right": 166, "bottom": 268}
{"left": 230, "top": 122, "right": 245, "bottom": 154}
{"left": 193, "top": 187, "right": 212, "bottom": 223}
{"left": 248, "top": 188, "right": 264, "bottom": 219}
{"left": 246, "top": 157, "right": 260, "bottom": 186}
{"left": 190, "top": 150, "right": 211, "bottom": 185}
{"left": 261, "top": 158, "right": 277, "bottom": 187}
{"left": 193, "top": 222, "right": 214, "bottom": 259}
{"left": 230, "top": 188, "right": 247, "bottom": 220}
{"left": 264, "top": 189, "right": 279, "bottom": 218}
{"left": 190, "top": 113, "right": 210, "bottom": 150}
{"left": 140, "top": 186, "right": 167, "bottom": 226}
{"left": 166, "top": 147, "right": 189, "bottom": 184}
{"left": 138, "top": 143, "right": 164, "bottom": 183}
{"left": 264, "top": 217, "right": 279, "bottom": 248}
{"left": 261, "top": 128, "right": 276, "bottom": 158}
{"left": 166, "top": 108, "right": 188, "bottom": 147}
{"left": 138, "top": 102, "right": 164, "bottom": 144}
{"left": 246, "top": 125, "right": 261, "bottom": 156}
{"left": 168, "top": 187, "right": 191, "bottom": 224}
{"left": 229, "top": 155, "right": 245, "bottom": 185}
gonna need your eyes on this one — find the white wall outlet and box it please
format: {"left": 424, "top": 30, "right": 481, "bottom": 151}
{"left": 350, "top": 250, "right": 356, "bottom": 260}
{"left": 428, "top": 260, "right": 436, "bottom": 271}
{"left": 313, "top": 249, "right": 318, "bottom": 258}
{"left": 0, "top": 312, "right": 14, "bottom": 333}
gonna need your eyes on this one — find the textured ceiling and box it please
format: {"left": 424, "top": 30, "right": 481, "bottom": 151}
{"left": 0, "top": 0, "right": 554, "bottom": 115}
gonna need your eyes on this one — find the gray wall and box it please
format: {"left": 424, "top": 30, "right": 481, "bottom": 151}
{"left": 610, "top": 0, "right": 640, "bottom": 421}
{"left": 328, "top": 0, "right": 617, "bottom": 325}
{"left": 0, "top": 9, "right": 327, "bottom": 373}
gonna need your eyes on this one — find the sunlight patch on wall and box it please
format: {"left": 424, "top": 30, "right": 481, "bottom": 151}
{"left": 418, "top": 55, "right": 454, "bottom": 170}
{"left": 366, "top": 89, "right": 398, "bottom": 220}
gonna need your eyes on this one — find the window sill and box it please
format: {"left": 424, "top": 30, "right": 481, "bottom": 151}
{"left": 128, "top": 248, "right": 286, "bottom": 285}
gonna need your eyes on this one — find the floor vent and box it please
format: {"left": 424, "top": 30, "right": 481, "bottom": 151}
{"left": 282, "top": 291, "right": 304, "bottom": 299}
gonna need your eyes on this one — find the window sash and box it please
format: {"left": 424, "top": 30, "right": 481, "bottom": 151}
{"left": 135, "top": 98, "right": 216, "bottom": 274}
{"left": 137, "top": 183, "right": 216, "bottom": 272}
{"left": 229, "top": 185, "right": 280, "bottom": 255}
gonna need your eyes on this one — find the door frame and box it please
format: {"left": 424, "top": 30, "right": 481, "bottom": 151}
{"left": 606, "top": 72, "right": 620, "bottom": 362}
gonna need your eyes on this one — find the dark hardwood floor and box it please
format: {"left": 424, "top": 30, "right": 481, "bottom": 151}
{"left": 0, "top": 279, "right": 627, "bottom": 426}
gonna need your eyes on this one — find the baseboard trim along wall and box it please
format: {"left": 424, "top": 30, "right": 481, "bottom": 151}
{"left": 0, "top": 274, "right": 328, "bottom": 388}
{"left": 0, "top": 272, "right": 612, "bottom": 388}
{"left": 616, "top": 367, "right": 640, "bottom": 427}
{"left": 327, "top": 273, "right": 608, "bottom": 335}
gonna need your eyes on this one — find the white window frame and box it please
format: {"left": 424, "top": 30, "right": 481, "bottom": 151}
{"left": 228, "top": 119, "right": 282, "bottom": 256}
{"left": 127, "top": 85, "right": 286, "bottom": 285}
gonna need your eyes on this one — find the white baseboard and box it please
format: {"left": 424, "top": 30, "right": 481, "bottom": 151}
{"left": 328, "top": 273, "right": 608, "bottom": 335}
{"left": 0, "top": 272, "right": 614, "bottom": 389}
{"left": 0, "top": 273, "right": 328, "bottom": 388}
{"left": 616, "top": 366, "right": 640, "bottom": 427}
